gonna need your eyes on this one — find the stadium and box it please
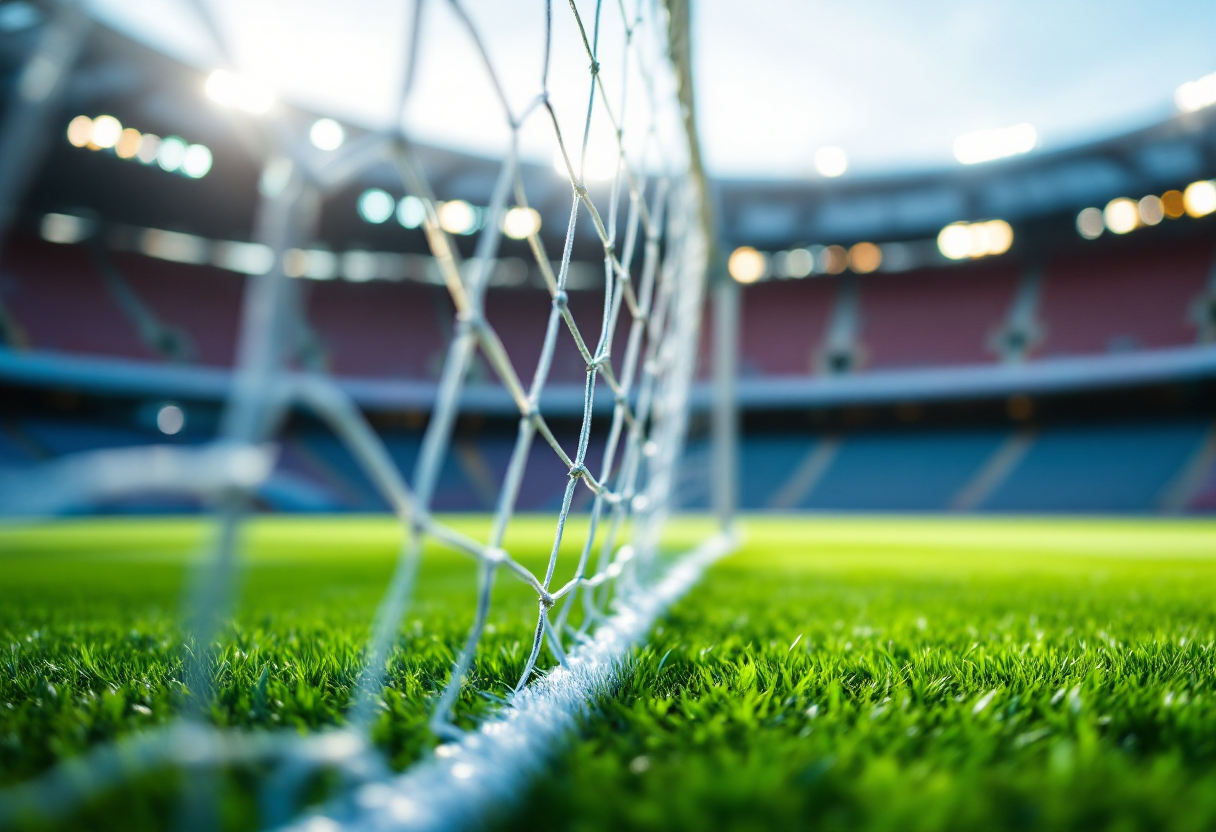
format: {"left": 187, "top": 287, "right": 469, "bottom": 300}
{"left": 0, "top": 1, "right": 1215, "bottom": 830}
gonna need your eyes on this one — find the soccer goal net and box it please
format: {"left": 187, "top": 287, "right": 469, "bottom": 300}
{"left": 0, "top": 0, "right": 732, "bottom": 829}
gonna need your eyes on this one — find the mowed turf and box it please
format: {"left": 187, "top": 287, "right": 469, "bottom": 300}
{"left": 2, "top": 516, "right": 1215, "bottom": 832}
{"left": 509, "top": 518, "right": 1216, "bottom": 832}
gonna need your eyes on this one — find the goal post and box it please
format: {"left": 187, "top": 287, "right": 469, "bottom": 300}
{"left": 0, "top": 0, "right": 738, "bottom": 827}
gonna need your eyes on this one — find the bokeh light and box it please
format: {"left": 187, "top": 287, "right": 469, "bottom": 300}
{"left": 157, "top": 136, "right": 187, "bottom": 172}
{"left": 937, "top": 223, "right": 972, "bottom": 260}
{"left": 1103, "top": 197, "right": 1139, "bottom": 234}
{"left": 438, "top": 199, "right": 478, "bottom": 235}
{"left": 397, "top": 195, "right": 426, "bottom": 229}
{"left": 848, "top": 242, "right": 882, "bottom": 273}
{"left": 156, "top": 404, "right": 185, "bottom": 435}
{"left": 1137, "top": 195, "right": 1164, "bottom": 227}
{"left": 66, "top": 115, "right": 92, "bottom": 148}
{"left": 90, "top": 115, "right": 122, "bottom": 149}
{"left": 1076, "top": 207, "right": 1104, "bottom": 240}
{"left": 1161, "top": 190, "right": 1185, "bottom": 219}
{"left": 310, "top": 118, "right": 345, "bottom": 151}
{"left": 784, "top": 248, "right": 814, "bottom": 278}
{"left": 115, "top": 127, "right": 142, "bottom": 159}
{"left": 1183, "top": 180, "right": 1216, "bottom": 218}
{"left": 182, "top": 144, "right": 213, "bottom": 178}
{"left": 358, "top": 189, "right": 395, "bottom": 224}
{"left": 728, "top": 246, "right": 766, "bottom": 283}
{"left": 502, "top": 206, "right": 542, "bottom": 240}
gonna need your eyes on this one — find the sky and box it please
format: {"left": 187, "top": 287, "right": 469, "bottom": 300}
{"left": 88, "top": 0, "right": 1216, "bottom": 178}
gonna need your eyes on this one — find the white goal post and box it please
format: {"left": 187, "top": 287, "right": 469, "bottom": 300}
{"left": 0, "top": 0, "right": 739, "bottom": 828}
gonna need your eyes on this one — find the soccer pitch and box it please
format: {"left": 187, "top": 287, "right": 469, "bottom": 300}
{"left": 2, "top": 516, "right": 1215, "bottom": 831}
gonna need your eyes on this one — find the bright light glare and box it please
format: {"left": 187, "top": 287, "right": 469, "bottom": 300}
{"left": 157, "top": 404, "right": 185, "bottom": 435}
{"left": 1183, "top": 180, "right": 1216, "bottom": 218}
{"left": 983, "top": 220, "right": 1014, "bottom": 255}
{"left": 953, "top": 123, "right": 1037, "bottom": 165}
{"left": 90, "top": 115, "right": 122, "bottom": 149}
{"left": 814, "top": 146, "right": 848, "bottom": 178}
{"left": 358, "top": 189, "right": 395, "bottom": 224}
{"left": 502, "top": 206, "right": 541, "bottom": 240}
{"left": 937, "top": 223, "right": 972, "bottom": 260}
{"left": 182, "top": 144, "right": 213, "bottom": 178}
{"left": 1175, "top": 71, "right": 1216, "bottom": 113}
{"left": 397, "top": 196, "right": 426, "bottom": 229}
{"left": 1076, "top": 207, "right": 1104, "bottom": 240}
{"left": 552, "top": 147, "right": 619, "bottom": 182}
{"left": 66, "top": 115, "right": 92, "bottom": 147}
{"left": 310, "top": 118, "right": 345, "bottom": 151}
{"left": 1103, "top": 197, "right": 1139, "bottom": 234}
{"left": 205, "top": 69, "right": 273, "bottom": 115}
{"left": 157, "top": 136, "right": 187, "bottom": 172}
{"left": 438, "top": 200, "right": 478, "bottom": 235}
{"left": 728, "top": 247, "right": 766, "bottom": 283}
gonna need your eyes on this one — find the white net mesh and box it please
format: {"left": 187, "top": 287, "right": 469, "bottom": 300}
{"left": 0, "top": 0, "right": 719, "bottom": 826}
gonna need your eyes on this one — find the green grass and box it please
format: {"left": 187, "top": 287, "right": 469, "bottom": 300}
{"left": 2, "top": 516, "right": 1215, "bottom": 831}
{"left": 509, "top": 517, "right": 1216, "bottom": 832}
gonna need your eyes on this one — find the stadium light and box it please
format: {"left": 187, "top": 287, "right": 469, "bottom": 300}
{"left": 1138, "top": 195, "right": 1164, "bottom": 227}
{"left": 182, "top": 144, "right": 213, "bottom": 178}
{"left": 937, "top": 223, "right": 972, "bottom": 259}
{"left": 156, "top": 404, "right": 185, "bottom": 435}
{"left": 1103, "top": 198, "right": 1139, "bottom": 234}
{"left": 784, "top": 248, "right": 814, "bottom": 278}
{"left": 953, "top": 123, "right": 1037, "bottom": 165}
{"left": 1175, "top": 71, "right": 1216, "bottom": 113}
{"left": 397, "top": 195, "right": 426, "bottom": 229}
{"left": 90, "top": 115, "right": 122, "bottom": 149}
{"left": 115, "top": 128, "right": 142, "bottom": 159}
{"left": 502, "top": 206, "right": 541, "bottom": 240}
{"left": 136, "top": 134, "right": 160, "bottom": 164}
{"left": 938, "top": 220, "right": 1013, "bottom": 259}
{"left": 814, "top": 147, "right": 848, "bottom": 178}
{"left": 65, "top": 115, "right": 92, "bottom": 147}
{"left": 205, "top": 69, "right": 274, "bottom": 115}
{"left": 1076, "top": 207, "right": 1104, "bottom": 240}
{"left": 1161, "top": 190, "right": 1185, "bottom": 219}
{"left": 358, "top": 189, "right": 395, "bottom": 224}
{"left": 848, "top": 242, "right": 882, "bottom": 273}
{"left": 310, "top": 118, "right": 345, "bottom": 151}
{"left": 157, "top": 136, "right": 187, "bottom": 172}
{"left": 821, "top": 245, "right": 848, "bottom": 274}
{"left": 728, "top": 246, "right": 766, "bottom": 283}
{"left": 1183, "top": 180, "right": 1216, "bottom": 218}
{"left": 438, "top": 200, "right": 479, "bottom": 235}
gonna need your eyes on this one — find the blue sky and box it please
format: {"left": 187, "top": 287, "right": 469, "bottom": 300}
{"left": 90, "top": 0, "right": 1216, "bottom": 177}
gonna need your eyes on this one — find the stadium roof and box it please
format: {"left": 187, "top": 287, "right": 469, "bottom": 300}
{"left": 85, "top": 0, "right": 1216, "bottom": 178}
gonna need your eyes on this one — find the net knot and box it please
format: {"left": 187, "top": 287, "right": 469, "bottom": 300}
{"left": 589, "top": 60, "right": 600, "bottom": 76}
{"left": 568, "top": 463, "right": 589, "bottom": 480}
{"left": 484, "top": 547, "right": 508, "bottom": 565}
{"left": 552, "top": 290, "right": 569, "bottom": 308}
{"left": 538, "top": 591, "right": 555, "bottom": 610}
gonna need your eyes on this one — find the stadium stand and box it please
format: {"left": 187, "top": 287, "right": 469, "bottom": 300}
{"left": 855, "top": 262, "right": 1020, "bottom": 370}
{"left": 1037, "top": 238, "right": 1212, "bottom": 357}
